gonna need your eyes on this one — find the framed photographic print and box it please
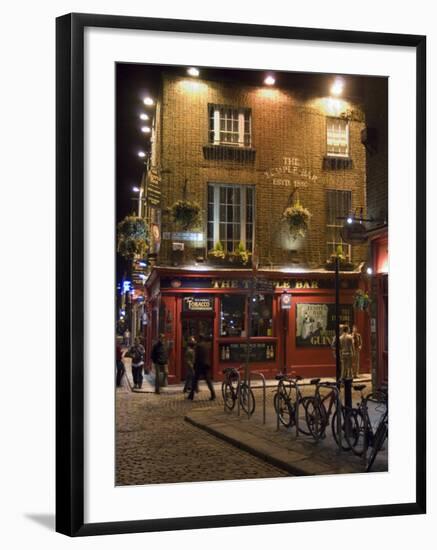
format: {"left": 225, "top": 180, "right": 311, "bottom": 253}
{"left": 56, "top": 13, "right": 426, "bottom": 536}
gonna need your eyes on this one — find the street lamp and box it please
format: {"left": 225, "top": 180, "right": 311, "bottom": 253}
{"left": 143, "top": 96, "right": 154, "bottom": 106}
{"left": 330, "top": 77, "right": 344, "bottom": 96}
{"left": 141, "top": 126, "right": 151, "bottom": 133}
{"left": 137, "top": 151, "right": 146, "bottom": 158}
{"left": 132, "top": 186, "right": 144, "bottom": 217}
{"left": 187, "top": 67, "right": 200, "bottom": 77}
{"left": 139, "top": 113, "right": 149, "bottom": 121}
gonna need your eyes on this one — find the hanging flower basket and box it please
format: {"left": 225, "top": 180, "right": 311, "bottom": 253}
{"left": 117, "top": 215, "right": 150, "bottom": 260}
{"left": 282, "top": 200, "right": 312, "bottom": 240}
{"left": 170, "top": 199, "right": 201, "bottom": 230}
{"left": 354, "top": 289, "right": 371, "bottom": 310}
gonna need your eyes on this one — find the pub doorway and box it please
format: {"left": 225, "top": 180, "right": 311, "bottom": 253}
{"left": 180, "top": 314, "right": 214, "bottom": 381}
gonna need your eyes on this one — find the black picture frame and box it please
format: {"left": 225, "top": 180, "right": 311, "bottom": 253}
{"left": 56, "top": 13, "right": 426, "bottom": 537}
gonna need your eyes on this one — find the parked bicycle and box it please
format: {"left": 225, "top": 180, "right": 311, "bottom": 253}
{"left": 221, "top": 367, "right": 255, "bottom": 415}
{"left": 344, "top": 385, "right": 388, "bottom": 471}
{"left": 273, "top": 373, "right": 312, "bottom": 435}
{"left": 305, "top": 379, "right": 360, "bottom": 450}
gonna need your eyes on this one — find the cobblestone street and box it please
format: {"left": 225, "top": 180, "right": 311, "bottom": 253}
{"left": 116, "top": 384, "right": 289, "bottom": 485}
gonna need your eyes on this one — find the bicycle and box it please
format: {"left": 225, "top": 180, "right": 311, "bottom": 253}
{"left": 273, "top": 373, "right": 312, "bottom": 435}
{"left": 221, "top": 367, "right": 256, "bottom": 415}
{"left": 344, "top": 385, "right": 388, "bottom": 470}
{"left": 305, "top": 379, "right": 360, "bottom": 450}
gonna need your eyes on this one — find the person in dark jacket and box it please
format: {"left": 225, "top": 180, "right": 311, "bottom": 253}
{"left": 187, "top": 335, "right": 216, "bottom": 401}
{"left": 125, "top": 337, "right": 145, "bottom": 389}
{"left": 183, "top": 337, "right": 198, "bottom": 394}
{"left": 151, "top": 333, "right": 169, "bottom": 394}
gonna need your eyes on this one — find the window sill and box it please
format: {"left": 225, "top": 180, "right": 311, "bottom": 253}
{"left": 203, "top": 144, "right": 256, "bottom": 162}
{"left": 323, "top": 156, "right": 353, "bottom": 170}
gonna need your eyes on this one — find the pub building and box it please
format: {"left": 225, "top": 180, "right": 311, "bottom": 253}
{"left": 137, "top": 68, "right": 387, "bottom": 383}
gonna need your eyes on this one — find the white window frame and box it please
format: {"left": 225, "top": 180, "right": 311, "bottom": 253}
{"left": 207, "top": 183, "right": 255, "bottom": 252}
{"left": 210, "top": 106, "right": 251, "bottom": 147}
{"left": 326, "top": 117, "right": 350, "bottom": 158}
{"left": 326, "top": 189, "right": 352, "bottom": 260}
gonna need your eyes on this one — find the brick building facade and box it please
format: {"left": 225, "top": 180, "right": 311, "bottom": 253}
{"left": 140, "top": 70, "right": 382, "bottom": 384}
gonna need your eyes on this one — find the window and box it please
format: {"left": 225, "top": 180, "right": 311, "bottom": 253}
{"left": 220, "top": 295, "right": 246, "bottom": 336}
{"left": 326, "top": 189, "right": 352, "bottom": 259}
{"left": 250, "top": 294, "right": 273, "bottom": 337}
{"left": 207, "top": 184, "right": 255, "bottom": 253}
{"left": 326, "top": 117, "right": 349, "bottom": 157}
{"left": 209, "top": 105, "right": 251, "bottom": 147}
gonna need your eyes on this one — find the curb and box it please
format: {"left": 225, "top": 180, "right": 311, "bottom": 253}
{"left": 185, "top": 413, "right": 310, "bottom": 476}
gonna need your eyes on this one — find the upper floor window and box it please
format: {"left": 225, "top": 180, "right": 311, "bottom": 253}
{"left": 326, "top": 117, "right": 349, "bottom": 157}
{"left": 209, "top": 105, "right": 251, "bottom": 147}
{"left": 326, "top": 189, "right": 352, "bottom": 259}
{"left": 207, "top": 183, "right": 254, "bottom": 253}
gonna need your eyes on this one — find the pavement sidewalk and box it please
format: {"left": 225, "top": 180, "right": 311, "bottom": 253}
{"left": 185, "top": 384, "right": 387, "bottom": 477}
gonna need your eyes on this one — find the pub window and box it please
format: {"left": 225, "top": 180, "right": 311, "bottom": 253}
{"left": 207, "top": 183, "right": 255, "bottom": 253}
{"left": 209, "top": 105, "right": 251, "bottom": 147}
{"left": 326, "top": 189, "right": 352, "bottom": 259}
{"left": 326, "top": 117, "right": 349, "bottom": 157}
{"left": 220, "top": 295, "right": 246, "bottom": 337}
{"left": 250, "top": 294, "right": 273, "bottom": 337}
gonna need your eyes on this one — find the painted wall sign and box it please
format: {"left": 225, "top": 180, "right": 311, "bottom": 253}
{"left": 295, "top": 303, "right": 354, "bottom": 347}
{"left": 264, "top": 156, "right": 318, "bottom": 184}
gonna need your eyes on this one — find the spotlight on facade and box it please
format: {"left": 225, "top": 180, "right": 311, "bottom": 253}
{"left": 347, "top": 217, "right": 353, "bottom": 224}
{"left": 141, "top": 126, "right": 151, "bottom": 133}
{"left": 330, "top": 78, "right": 344, "bottom": 96}
{"left": 264, "top": 75, "right": 275, "bottom": 86}
{"left": 143, "top": 96, "right": 154, "bottom": 106}
{"left": 138, "top": 151, "right": 146, "bottom": 158}
{"left": 366, "top": 267, "right": 373, "bottom": 275}
{"left": 187, "top": 67, "right": 200, "bottom": 77}
{"left": 139, "top": 113, "right": 149, "bottom": 120}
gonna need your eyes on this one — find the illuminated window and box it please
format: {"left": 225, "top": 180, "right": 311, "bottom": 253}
{"left": 220, "top": 295, "right": 246, "bottom": 336}
{"left": 209, "top": 105, "right": 251, "bottom": 147}
{"left": 326, "top": 117, "right": 349, "bottom": 157}
{"left": 207, "top": 184, "right": 254, "bottom": 253}
{"left": 326, "top": 189, "right": 352, "bottom": 259}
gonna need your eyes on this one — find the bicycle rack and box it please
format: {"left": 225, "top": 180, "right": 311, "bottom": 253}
{"left": 248, "top": 371, "right": 266, "bottom": 424}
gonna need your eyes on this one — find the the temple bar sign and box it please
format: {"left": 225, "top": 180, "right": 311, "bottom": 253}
{"left": 183, "top": 296, "right": 214, "bottom": 312}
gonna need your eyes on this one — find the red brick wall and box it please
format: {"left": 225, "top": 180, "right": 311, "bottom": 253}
{"left": 155, "top": 74, "right": 368, "bottom": 268}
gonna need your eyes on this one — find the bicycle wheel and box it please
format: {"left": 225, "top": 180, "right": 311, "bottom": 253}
{"left": 345, "top": 409, "right": 367, "bottom": 456}
{"left": 366, "top": 419, "right": 388, "bottom": 472}
{"left": 274, "top": 391, "right": 293, "bottom": 427}
{"left": 305, "top": 398, "right": 327, "bottom": 440}
{"left": 297, "top": 395, "right": 312, "bottom": 435}
{"left": 240, "top": 383, "right": 256, "bottom": 415}
{"left": 221, "top": 382, "right": 235, "bottom": 411}
{"left": 331, "top": 408, "right": 359, "bottom": 451}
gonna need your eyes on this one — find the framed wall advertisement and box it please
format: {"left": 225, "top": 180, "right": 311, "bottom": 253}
{"left": 56, "top": 13, "right": 426, "bottom": 536}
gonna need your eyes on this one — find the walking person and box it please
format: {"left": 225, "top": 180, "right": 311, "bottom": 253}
{"left": 115, "top": 343, "right": 125, "bottom": 387}
{"left": 125, "top": 337, "right": 145, "bottom": 389}
{"left": 339, "top": 325, "right": 355, "bottom": 380}
{"left": 188, "top": 335, "right": 216, "bottom": 401}
{"left": 151, "top": 333, "right": 169, "bottom": 394}
{"left": 351, "top": 324, "right": 362, "bottom": 378}
{"left": 183, "top": 337, "right": 197, "bottom": 394}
